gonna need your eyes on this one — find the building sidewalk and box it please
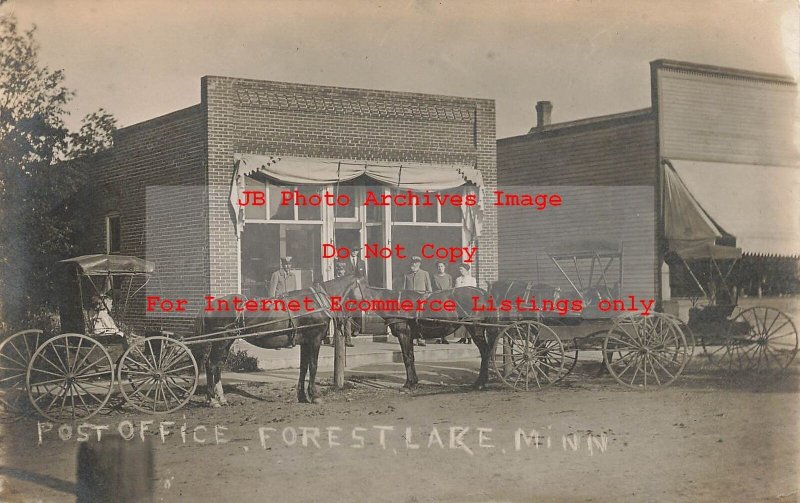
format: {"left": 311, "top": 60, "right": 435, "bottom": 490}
{"left": 231, "top": 336, "right": 480, "bottom": 371}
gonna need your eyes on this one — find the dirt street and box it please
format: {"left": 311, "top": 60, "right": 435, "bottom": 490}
{"left": 1, "top": 357, "right": 798, "bottom": 503}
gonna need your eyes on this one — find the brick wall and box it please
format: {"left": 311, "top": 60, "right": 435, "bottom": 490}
{"left": 203, "top": 76, "right": 498, "bottom": 293}
{"left": 85, "top": 105, "right": 208, "bottom": 336}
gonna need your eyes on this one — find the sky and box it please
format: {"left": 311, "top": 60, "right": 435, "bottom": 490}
{"left": 4, "top": 0, "right": 799, "bottom": 139}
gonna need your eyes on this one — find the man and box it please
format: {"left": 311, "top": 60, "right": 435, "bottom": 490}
{"left": 268, "top": 256, "right": 299, "bottom": 298}
{"left": 333, "top": 261, "right": 356, "bottom": 347}
{"left": 454, "top": 263, "right": 477, "bottom": 343}
{"left": 403, "top": 256, "right": 432, "bottom": 346}
{"left": 338, "top": 246, "right": 367, "bottom": 277}
{"left": 431, "top": 261, "right": 453, "bottom": 344}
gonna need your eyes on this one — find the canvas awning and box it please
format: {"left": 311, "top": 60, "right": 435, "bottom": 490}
{"left": 665, "top": 159, "right": 800, "bottom": 257}
{"left": 229, "top": 154, "right": 484, "bottom": 238}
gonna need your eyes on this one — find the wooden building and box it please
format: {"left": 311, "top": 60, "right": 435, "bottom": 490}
{"left": 497, "top": 59, "right": 800, "bottom": 302}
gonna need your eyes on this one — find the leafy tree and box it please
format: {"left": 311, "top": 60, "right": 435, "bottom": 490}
{"left": 0, "top": 14, "right": 116, "bottom": 331}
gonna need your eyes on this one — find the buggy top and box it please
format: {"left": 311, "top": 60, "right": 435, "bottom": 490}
{"left": 59, "top": 254, "right": 155, "bottom": 275}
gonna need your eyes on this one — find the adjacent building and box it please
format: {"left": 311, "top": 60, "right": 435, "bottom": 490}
{"left": 498, "top": 59, "right": 800, "bottom": 302}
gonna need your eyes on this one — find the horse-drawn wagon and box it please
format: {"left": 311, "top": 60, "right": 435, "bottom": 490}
{"left": 0, "top": 254, "right": 349, "bottom": 421}
{"left": 485, "top": 240, "right": 797, "bottom": 391}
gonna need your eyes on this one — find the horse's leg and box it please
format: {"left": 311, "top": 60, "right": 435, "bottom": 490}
{"left": 307, "top": 334, "right": 323, "bottom": 404}
{"left": 394, "top": 322, "right": 418, "bottom": 391}
{"left": 471, "top": 326, "right": 491, "bottom": 390}
{"left": 214, "top": 365, "right": 227, "bottom": 405}
{"left": 297, "top": 341, "right": 309, "bottom": 403}
{"left": 204, "top": 347, "right": 220, "bottom": 408}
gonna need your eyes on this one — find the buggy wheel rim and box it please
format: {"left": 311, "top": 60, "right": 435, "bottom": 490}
{"left": 117, "top": 336, "right": 198, "bottom": 414}
{"left": 604, "top": 313, "right": 689, "bottom": 389}
{"left": 727, "top": 307, "right": 798, "bottom": 372}
{"left": 490, "top": 321, "right": 566, "bottom": 391}
{"left": 0, "top": 330, "right": 43, "bottom": 419}
{"left": 26, "top": 334, "right": 114, "bottom": 422}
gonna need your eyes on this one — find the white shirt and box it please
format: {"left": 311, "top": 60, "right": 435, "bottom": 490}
{"left": 455, "top": 275, "right": 477, "bottom": 288}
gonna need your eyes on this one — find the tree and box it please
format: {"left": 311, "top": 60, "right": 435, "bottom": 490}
{"left": 0, "top": 14, "right": 116, "bottom": 331}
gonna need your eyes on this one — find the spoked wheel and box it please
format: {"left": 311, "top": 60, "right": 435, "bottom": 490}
{"left": 117, "top": 336, "right": 198, "bottom": 413}
{"left": 718, "top": 307, "right": 798, "bottom": 372}
{"left": 545, "top": 320, "right": 578, "bottom": 382}
{"left": 0, "top": 329, "right": 43, "bottom": 418}
{"left": 603, "top": 313, "right": 689, "bottom": 389}
{"left": 26, "top": 334, "right": 114, "bottom": 422}
{"left": 490, "top": 320, "right": 568, "bottom": 390}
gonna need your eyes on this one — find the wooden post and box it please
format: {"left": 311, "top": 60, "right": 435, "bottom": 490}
{"left": 76, "top": 435, "right": 154, "bottom": 503}
{"left": 333, "top": 319, "right": 345, "bottom": 389}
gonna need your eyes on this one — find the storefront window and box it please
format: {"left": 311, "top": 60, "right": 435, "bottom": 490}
{"left": 297, "top": 185, "right": 322, "bottom": 221}
{"left": 268, "top": 183, "right": 293, "bottom": 220}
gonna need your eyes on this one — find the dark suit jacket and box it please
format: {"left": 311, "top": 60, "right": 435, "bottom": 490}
{"left": 338, "top": 257, "right": 367, "bottom": 277}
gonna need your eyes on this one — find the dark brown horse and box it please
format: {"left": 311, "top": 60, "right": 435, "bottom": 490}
{"left": 350, "top": 278, "right": 499, "bottom": 391}
{"left": 193, "top": 273, "right": 359, "bottom": 406}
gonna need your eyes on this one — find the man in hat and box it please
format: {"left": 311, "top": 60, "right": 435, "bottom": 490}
{"left": 338, "top": 245, "right": 367, "bottom": 278}
{"left": 403, "top": 256, "right": 432, "bottom": 346}
{"left": 454, "top": 263, "right": 477, "bottom": 343}
{"left": 432, "top": 261, "right": 453, "bottom": 344}
{"left": 331, "top": 261, "right": 356, "bottom": 347}
{"left": 268, "top": 256, "right": 299, "bottom": 298}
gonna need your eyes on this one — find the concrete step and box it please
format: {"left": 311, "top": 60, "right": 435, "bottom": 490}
{"left": 231, "top": 338, "right": 480, "bottom": 371}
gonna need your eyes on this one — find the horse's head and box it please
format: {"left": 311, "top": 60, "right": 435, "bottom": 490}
{"left": 318, "top": 273, "right": 364, "bottom": 300}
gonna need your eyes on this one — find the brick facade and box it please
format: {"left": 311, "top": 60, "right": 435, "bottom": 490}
{"left": 204, "top": 76, "right": 497, "bottom": 295}
{"left": 85, "top": 105, "right": 208, "bottom": 335}
{"left": 86, "top": 77, "right": 497, "bottom": 335}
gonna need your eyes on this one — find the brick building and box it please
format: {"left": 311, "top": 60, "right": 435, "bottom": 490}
{"left": 497, "top": 59, "right": 800, "bottom": 302}
{"left": 82, "top": 77, "right": 497, "bottom": 335}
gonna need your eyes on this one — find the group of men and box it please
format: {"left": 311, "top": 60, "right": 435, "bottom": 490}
{"left": 267, "top": 246, "right": 477, "bottom": 347}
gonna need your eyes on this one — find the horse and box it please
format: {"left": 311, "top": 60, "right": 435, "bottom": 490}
{"left": 192, "top": 273, "right": 360, "bottom": 406}
{"left": 350, "top": 277, "right": 500, "bottom": 391}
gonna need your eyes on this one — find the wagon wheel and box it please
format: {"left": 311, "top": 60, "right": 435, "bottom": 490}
{"left": 26, "top": 334, "right": 114, "bottom": 422}
{"left": 718, "top": 307, "right": 798, "bottom": 372}
{"left": 490, "top": 320, "right": 567, "bottom": 390}
{"left": 117, "top": 336, "right": 198, "bottom": 413}
{"left": 0, "top": 329, "right": 43, "bottom": 418}
{"left": 603, "top": 313, "right": 689, "bottom": 389}
{"left": 545, "top": 320, "right": 579, "bottom": 381}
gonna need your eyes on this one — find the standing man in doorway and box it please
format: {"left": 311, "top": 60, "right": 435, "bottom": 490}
{"left": 403, "top": 256, "right": 432, "bottom": 346}
{"left": 339, "top": 245, "right": 367, "bottom": 278}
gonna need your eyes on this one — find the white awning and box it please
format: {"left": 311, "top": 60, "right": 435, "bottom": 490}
{"left": 667, "top": 159, "right": 800, "bottom": 257}
{"left": 228, "top": 154, "right": 484, "bottom": 238}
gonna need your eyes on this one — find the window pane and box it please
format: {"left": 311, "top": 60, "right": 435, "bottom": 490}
{"left": 244, "top": 176, "right": 266, "bottom": 220}
{"left": 268, "top": 183, "right": 294, "bottom": 220}
{"left": 297, "top": 185, "right": 321, "bottom": 220}
{"left": 108, "top": 216, "right": 121, "bottom": 253}
{"left": 365, "top": 186, "right": 384, "bottom": 223}
{"left": 441, "top": 188, "right": 464, "bottom": 223}
{"left": 334, "top": 185, "right": 357, "bottom": 219}
{"left": 391, "top": 189, "right": 412, "bottom": 222}
{"left": 415, "top": 191, "right": 437, "bottom": 222}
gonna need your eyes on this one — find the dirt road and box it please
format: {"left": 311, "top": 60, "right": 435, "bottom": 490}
{"left": 2, "top": 358, "right": 798, "bottom": 503}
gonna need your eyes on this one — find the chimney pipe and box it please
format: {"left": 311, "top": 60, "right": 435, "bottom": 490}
{"left": 535, "top": 101, "right": 553, "bottom": 129}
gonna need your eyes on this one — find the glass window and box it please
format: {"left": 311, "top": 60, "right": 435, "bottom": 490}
{"left": 415, "top": 191, "right": 437, "bottom": 223}
{"left": 106, "top": 215, "right": 121, "bottom": 254}
{"left": 297, "top": 185, "right": 322, "bottom": 221}
{"left": 441, "top": 188, "right": 464, "bottom": 223}
{"left": 365, "top": 186, "right": 384, "bottom": 223}
{"left": 268, "top": 183, "right": 294, "bottom": 220}
{"left": 334, "top": 185, "right": 357, "bottom": 219}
